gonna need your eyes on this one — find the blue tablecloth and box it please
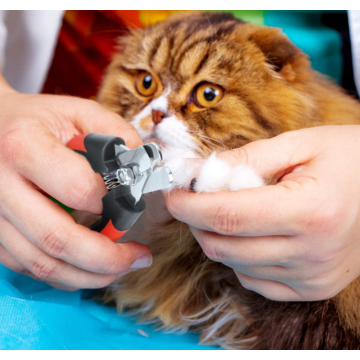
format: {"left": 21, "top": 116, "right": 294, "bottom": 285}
{"left": 0, "top": 265, "right": 217, "bottom": 350}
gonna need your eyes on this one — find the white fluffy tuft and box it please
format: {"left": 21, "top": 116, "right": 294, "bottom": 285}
{"left": 194, "top": 153, "right": 233, "bottom": 192}
{"left": 163, "top": 151, "right": 264, "bottom": 193}
{"left": 155, "top": 116, "right": 198, "bottom": 150}
{"left": 228, "top": 164, "right": 264, "bottom": 191}
{"left": 193, "top": 153, "right": 264, "bottom": 193}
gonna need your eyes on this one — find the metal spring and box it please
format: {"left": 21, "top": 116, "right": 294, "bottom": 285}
{"left": 103, "top": 173, "right": 121, "bottom": 190}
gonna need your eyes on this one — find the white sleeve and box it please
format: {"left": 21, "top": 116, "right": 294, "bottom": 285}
{"left": 349, "top": 10, "right": 360, "bottom": 96}
{"left": 0, "top": 11, "right": 9, "bottom": 70}
{"left": 0, "top": 10, "right": 64, "bottom": 94}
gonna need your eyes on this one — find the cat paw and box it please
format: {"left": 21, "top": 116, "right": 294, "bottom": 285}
{"left": 191, "top": 153, "right": 264, "bottom": 192}
{"left": 167, "top": 152, "right": 264, "bottom": 192}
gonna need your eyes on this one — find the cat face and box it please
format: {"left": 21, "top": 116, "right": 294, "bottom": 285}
{"left": 99, "top": 11, "right": 312, "bottom": 159}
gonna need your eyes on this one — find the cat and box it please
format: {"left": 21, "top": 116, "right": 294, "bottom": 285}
{"left": 94, "top": 11, "right": 360, "bottom": 349}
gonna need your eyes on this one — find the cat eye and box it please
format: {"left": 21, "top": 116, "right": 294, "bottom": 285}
{"left": 192, "top": 82, "right": 224, "bottom": 109}
{"left": 135, "top": 71, "right": 157, "bottom": 97}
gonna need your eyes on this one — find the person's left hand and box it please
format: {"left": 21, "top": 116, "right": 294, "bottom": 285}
{"left": 164, "top": 126, "right": 360, "bottom": 302}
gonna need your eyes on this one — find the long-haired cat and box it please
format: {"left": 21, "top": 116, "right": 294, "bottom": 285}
{"left": 95, "top": 11, "right": 360, "bottom": 349}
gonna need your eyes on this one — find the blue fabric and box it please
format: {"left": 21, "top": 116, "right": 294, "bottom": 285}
{"left": 265, "top": 10, "right": 343, "bottom": 83}
{"left": 0, "top": 265, "right": 217, "bottom": 350}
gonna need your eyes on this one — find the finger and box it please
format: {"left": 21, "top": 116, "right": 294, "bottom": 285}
{"left": 4, "top": 126, "right": 107, "bottom": 214}
{"left": 2, "top": 176, "right": 152, "bottom": 275}
{"left": 0, "top": 238, "right": 79, "bottom": 290}
{"left": 232, "top": 262, "right": 332, "bottom": 286}
{"left": 165, "top": 179, "right": 311, "bottom": 236}
{"left": 233, "top": 265, "right": 290, "bottom": 281}
{"left": 61, "top": 97, "right": 143, "bottom": 149}
{"left": 0, "top": 241, "right": 80, "bottom": 291}
{"left": 235, "top": 271, "right": 301, "bottom": 301}
{"left": 231, "top": 265, "right": 310, "bottom": 286}
{"left": 214, "top": 129, "right": 318, "bottom": 180}
{"left": 45, "top": 282, "right": 79, "bottom": 291}
{"left": 0, "top": 243, "right": 30, "bottom": 275}
{"left": 192, "top": 227, "right": 325, "bottom": 287}
{"left": 0, "top": 217, "right": 123, "bottom": 289}
{"left": 191, "top": 227, "right": 296, "bottom": 266}
{"left": 166, "top": 130, "right": 323, "bottom": 236}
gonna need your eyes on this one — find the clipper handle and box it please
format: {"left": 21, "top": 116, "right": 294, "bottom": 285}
{"left": 67, "top": 133, "right": 146, "bottom": 241}
{"left": 66, "top": 133, "right": 125, "bottom": 173}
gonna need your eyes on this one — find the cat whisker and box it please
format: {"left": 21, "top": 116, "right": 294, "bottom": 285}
{"left": 187, "top": 131, "right": 227, "bottom": 151}
{"left": 186, "top": 130, "right": 224, "bottom": 145}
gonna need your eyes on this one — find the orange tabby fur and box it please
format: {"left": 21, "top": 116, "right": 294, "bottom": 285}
{"left": 94, "top": 12, "right": 360, "bottom": 349}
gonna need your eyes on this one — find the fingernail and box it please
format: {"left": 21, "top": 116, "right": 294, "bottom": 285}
{"left": 130, "top": 254, "right": 153, "bottom": 269}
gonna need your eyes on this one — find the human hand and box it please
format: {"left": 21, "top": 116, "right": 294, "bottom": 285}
{"left": 165, "top": 125, "right": 360, "bottom": 301}
{"left": 0, "top": 79, "right": 152, "bottom": 290}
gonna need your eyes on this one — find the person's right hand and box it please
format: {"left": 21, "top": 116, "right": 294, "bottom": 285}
{"left": 0, "top": 79, "right": 152, "bottom": 290}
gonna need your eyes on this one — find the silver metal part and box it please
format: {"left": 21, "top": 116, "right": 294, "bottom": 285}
{"left": 103, "top": 142, "right": 173, "bottom": 204}
{"left": 114, "top": 144, "right": 130, "bottom": 157}
{"left": 103, "top": 173, "right": 121, "bottom": 190}
{"left": 117, "top": 168, "right": 135, "bottom": 186}
{"left": 144, "top": 142, "right": 163, "bottom": 162}
{"left": 117, "top": 146, "right": 151, "bottom": 174}
{"left": 142, "top": 165, "right": 173, "bottom": 194}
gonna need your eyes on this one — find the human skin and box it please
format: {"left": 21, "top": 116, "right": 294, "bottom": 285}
{"left": 0, "top": 74, "right": 152, "bottom": 290}
{"left": 165, "top": 126, "right": 360, "bottom": 301}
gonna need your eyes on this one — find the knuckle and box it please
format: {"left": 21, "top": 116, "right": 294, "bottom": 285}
{"left": 0, "top": 127, "right": 25, "bottom": 167}
{"left": 306, "top": 247, "right": 337, "bottom": 265}
{"left": 312, "top": 207, "right": 337, "bottom": 231}
{"left": 17, "top": 266, "right": 31, "bottom": 276}
{"left": 302, "top": 275, "right": 340, "bottom": 300}
{"left": 68, "top": 176, "right": 98, "bottom": 210}
{"left": 303, "top": 284, "right": 336, "bottom": 301}
{"left": 201, "top": 242, "right": 223, "bottom": 262}
{"left": 94, "top": 243, "right": 132, "bottom": 275}
{"left": 301, "top": 200, "right": 343, "bottom": 235}
{"left": 236, "top": 272, "right": 253, "bottom": 291}
{"left": 212, "top": 203, "right": 240, "bottom": 235}
{"left": 31, "top": 259, "right": 59, "bottom": 281}
{"left": 101, "top": 257, "right": 122, "bottom": 275}
{"left": 42, "top": 228, "right": 70, "bottom": 258}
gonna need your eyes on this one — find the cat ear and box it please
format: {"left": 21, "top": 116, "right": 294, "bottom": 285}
{"left": 249, "top": 27, "right": 310, "bottom": 81}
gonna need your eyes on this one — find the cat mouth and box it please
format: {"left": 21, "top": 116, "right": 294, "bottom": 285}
{"left": 141, "top": 128, "right": 197, "bottom": 152}
{"left": 131, "top": 115, "right": 201, "bottom": 157}
{"left": 155, "top": 117, "right": 200, "bottom": 150}
{"left": 143, "top": 132, "right": 201, "bottom": 174}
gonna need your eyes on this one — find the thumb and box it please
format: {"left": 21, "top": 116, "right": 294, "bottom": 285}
{"left": 215, "top": 129, "right": 316, "bottom": 181}
{"left": 66, "top": 97, "right": 143, "bottom": 149}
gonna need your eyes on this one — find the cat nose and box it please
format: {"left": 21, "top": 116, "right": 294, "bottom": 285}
{"left": 152, "top": 110, "right": 166, "bottom": 125}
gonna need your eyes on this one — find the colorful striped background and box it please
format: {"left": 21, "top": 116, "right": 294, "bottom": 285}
{"left": 43, "top": 10, "right": 348, "bottom": 99}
